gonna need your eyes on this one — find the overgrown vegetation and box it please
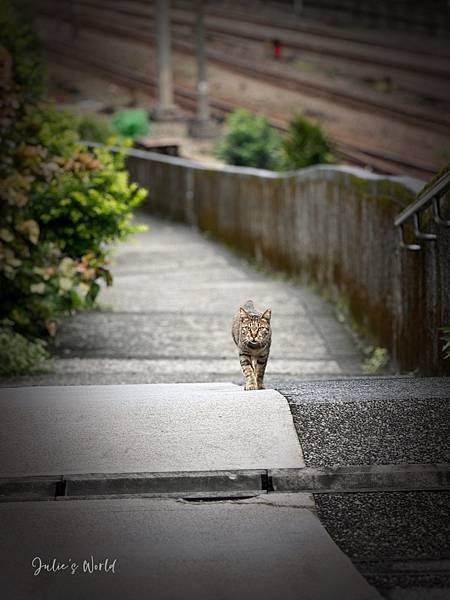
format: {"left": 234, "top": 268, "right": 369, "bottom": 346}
{"left": 111, "top": 108, "right": 150, "bottom": 139}
{"left": 216, "top": 109, "right": 284, "bottom": 170}
{"left": 76, "top": 112, "right": 115, "bottom": 144}
{"left": 0, "top": 0, "right": 44, "bottom": 98}
{"left": 362, "top": 346, "right": 389, "bottom": 374}
{"left": 0, "top": 1, "right": 147, "bottom": 374}
{"left": 282, "top": 114, "right": 334, "bottom": 169}
{"left": 76, "top": 109, "right": 152, "bottom": 144}
{"left": 216, "top": 109, "right": 334, "bottom": 171}
{"left": 417, "top": 162, "right": 450, "bottom": 199}
{"left": 0, "top": 320, "right": 50, "bottom": 375}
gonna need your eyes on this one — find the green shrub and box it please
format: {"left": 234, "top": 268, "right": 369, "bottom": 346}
{"left": 0, "top": 1, "right": 148, "bottom": 364}
{"left": 0, "top": 101, "right": 147, "bottom": 338}
{"left": 76, "top": 112, "right": 115, "bottom": 144}
{"left": 216, "top": 109, "right": 284, "bottom": 170}
{"left": 362, "top": 346, "right": 389, "bottom": 374}
{"left": 282, "top": 114, "right": 334, "bottom": 169}
{"left": 111, "top": 108, "right": 150, "bottom": 139}
{"left": 0, "top": 0, "right": 44, "bottom": 98}
{"left": 0, "top": 321, "right": 50, "bottom": 375}
{"left": 216, "top": 110, "right": 334, "bottom": 171}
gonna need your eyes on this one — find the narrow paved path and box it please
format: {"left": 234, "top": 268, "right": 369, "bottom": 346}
{"left": 2, "top": 213, "right": 363, "bottom": 386}
{"left": 1, "top": 214, "right": 448, "bottom": 599}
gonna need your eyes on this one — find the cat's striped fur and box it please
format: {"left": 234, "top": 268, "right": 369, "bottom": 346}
{"left": 232, "top": 300, "right": 272, "bottom": 390}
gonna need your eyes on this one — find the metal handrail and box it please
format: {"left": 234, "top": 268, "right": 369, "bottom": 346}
{"left": 395, "top": 170, "right": 450, "bottom": 250}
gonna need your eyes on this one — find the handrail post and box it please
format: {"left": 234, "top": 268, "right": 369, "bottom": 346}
{"left": 398, "top": 225, "right": 421, "bottom": 251}
{"left": 412, "top": 213, "right": 437, "bottom": 241}
{"left": 433, "top": 196, "right": 450, "bottom": 226}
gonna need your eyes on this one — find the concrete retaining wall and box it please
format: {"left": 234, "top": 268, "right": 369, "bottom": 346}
{"left": 125, "top": 148, "right": 449, "bottom": 375}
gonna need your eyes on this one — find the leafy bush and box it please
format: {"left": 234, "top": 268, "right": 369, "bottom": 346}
{"left": 0, "top": 1, "right": 148, "bottom": 371}
{"left": 112, "top": 108, "right": 150, "bottom": 139}
{"left": 1, "top": 101, "right": 147, "bottom": 338}
{"left": 362, "top": 346, "right": 389, "bottom": 374}
{"left": 216, "top": 110, "right": 334, "bottom": 171}
{"left": 0, "top": 0, "right": 44, "bottom": 98}
{"left": 282, "top": 114, "right": 334, "bottom": 169}
{"left": 76, "top": 112, "right": 115, "bottom": 144}
{"left": 0, "top": 321, "right": 50, "bottom": 375}
{"left": 216, "top": 109, "right": 284, "bottom": 170}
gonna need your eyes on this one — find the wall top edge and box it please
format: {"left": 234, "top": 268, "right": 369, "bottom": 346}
{"left": 86, "top": 142, "right": 426, "bottom": 193}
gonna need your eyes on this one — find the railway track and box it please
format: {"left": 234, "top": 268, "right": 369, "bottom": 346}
{"left": 35, "top": 1, "right": 450, "bottom": 134}
{"left": 35, "top": 0, "right": 449, "bottom": 177}
{"left": 43, "top": 0, "right": 450, "bottom": 80}
{"left": 39, "top": 6, "right": 450, "bottom": 136}
{"left": 35, "top": 4, "right": 446, "bottom": 176}
{"left": 38, "top": 0, "right": 450, "bottom": 110}
{"left": 43, "top": 40, "right": 438, "bottom": 179}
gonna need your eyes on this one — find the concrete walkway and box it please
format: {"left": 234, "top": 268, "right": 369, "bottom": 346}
{"left": 0, "top": 494, "right": 381, "bottom": 600}
{"left": 1, "top": 213, "right": 362, "bottom": 387}
{"left": 0, "top": 381, "right": 381, "bottom": 600}
{"left": 0, "top": 217, "right": 448, "bottom": 598}
{"left": 0, "top": 215, "right": 387, "bottom": 599}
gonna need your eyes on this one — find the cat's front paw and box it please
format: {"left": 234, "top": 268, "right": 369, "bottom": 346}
{"left": 244, "top": 381, "right": 258, "bottom": 391}
{"left": 257, "top": 383, "right": 265, "bottom": 390}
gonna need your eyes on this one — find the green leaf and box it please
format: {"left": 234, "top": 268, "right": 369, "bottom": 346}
{"left": 85, "top": 282, "right": 100, "bottom": 307}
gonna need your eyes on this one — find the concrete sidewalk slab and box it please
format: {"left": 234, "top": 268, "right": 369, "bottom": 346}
{"left": 0, "top": 497, "right": 382, "bottom": 600}
{"left": 0, "top": 383, "right": 304, "bottom": 477}
{"left": 102, "top": 277, "right": 310, "bottom": 314}
{"left": 55, "top": 313, "right": 330, "bottom": 359}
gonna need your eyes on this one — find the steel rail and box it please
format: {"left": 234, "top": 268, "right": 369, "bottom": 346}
{"left": 395, "top": 170, "right": 450, "bottom": 250}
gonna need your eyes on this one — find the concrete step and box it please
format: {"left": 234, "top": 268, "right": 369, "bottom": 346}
{"left": 0, "top": 383, "right": 304, "bottom": 477}
{"left": 1, "top": 378, "right": 448, "bottom": 599}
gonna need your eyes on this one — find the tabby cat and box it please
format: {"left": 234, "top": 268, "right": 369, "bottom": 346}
{"left": 232, "top": 300, "right": 272, "bottom": 390}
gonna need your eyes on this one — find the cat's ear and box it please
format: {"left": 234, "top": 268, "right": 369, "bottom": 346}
{"left": 240, "top": 307, "right": 249, "bottom": 319}
{"left": 261, "top": 308, "right": 272, "bottom": 322}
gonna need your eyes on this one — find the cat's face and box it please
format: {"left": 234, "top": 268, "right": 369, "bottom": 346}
{"left": 239, "top": 307, "right": 271, "bottom": 349}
